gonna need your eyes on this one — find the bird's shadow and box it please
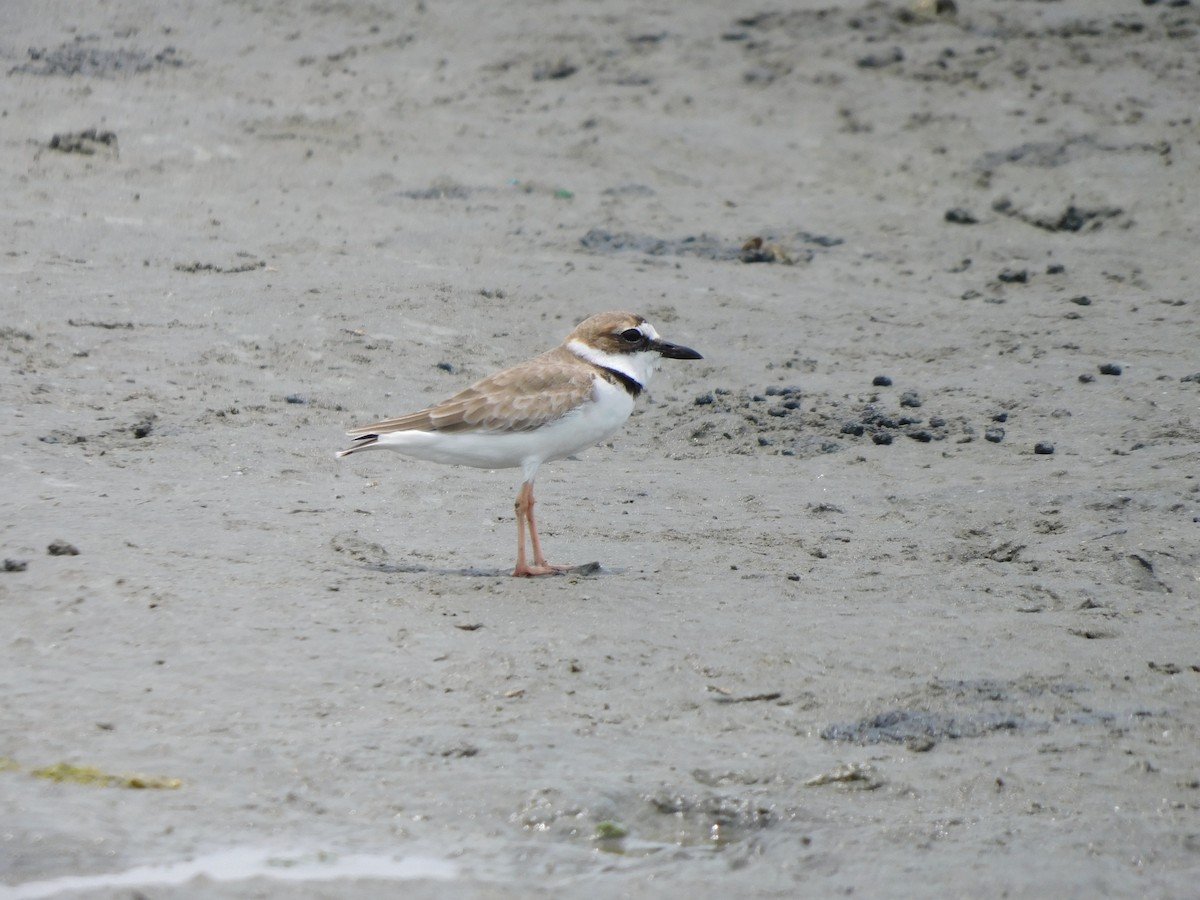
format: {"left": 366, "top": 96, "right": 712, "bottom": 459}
{"left": 361, "top": 560, "right": 612, "bottom": 578}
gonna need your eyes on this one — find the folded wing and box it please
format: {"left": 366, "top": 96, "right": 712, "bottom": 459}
{"left": 346, "top": 347, "right": 598, "bottom": 436}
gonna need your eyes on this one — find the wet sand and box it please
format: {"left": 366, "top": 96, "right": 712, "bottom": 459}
{"left": 3, "top": 1, "right": 1199, "bottom": 896}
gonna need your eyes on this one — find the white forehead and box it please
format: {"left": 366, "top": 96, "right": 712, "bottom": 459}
{"left": 637, "top": 321, "right": 660, "bottom": 340}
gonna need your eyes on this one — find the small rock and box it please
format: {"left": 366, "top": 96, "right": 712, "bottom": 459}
{"left": 857, "top": 47, "right": 904, "bottom": 69}
{"left": 998, "top": 268, "right": 1028, "bottom": 284}
{"left": 991, "top": 412, "right": 1008, "bottom": 423}
{"left": 694, "top": 393, "right": 715, "bottom": 406}
{"left": 872, "top": 432, "right": 893, "bottom": 446}
{"left": 48, "top": 540, "right": 79, "bottom": 556}
{"left": 929, "top": 416, "right": 947, "bottom": 428}
{"left": 907, "top": 430, "right": 933, "bottom": 443}
{"left": 899, "top": 390, "right": 922, "bottom": 408}
{"left": 985, "top": 427, "right": 1005, "bottom": 444}
{"left": 1069, "top": 295, "right": 1091, "bottom": 306}
{"left": 872, "top": 374, "right": 893, "bottom": 387}
{"left": 3, "top": 559, "right": 29, "bottom": 572}
{"left": 284, "top": 394, "right": 307, "bottom": 405}
{"left": 841, "top": 422, "right": 865, "bottom": 436}
{"left": 1099, "top": 363, "right": 1122, "bottom": 376}
{"left": 1047, "top": 263, "right": 1066, "bottom": 274}
{"left": 1034, "top": 441, "right": 1055, "bottom": 455}
{"left": 944, "top": 208, "right": 977, "bottom": 225}
{"left": 436, "top": 361, "right": 458, "bottom": 373}
{"left": 1079, "top": 373, "right": 1096, "bottom": 383}
{"left": 533, "top": 59, "right": 577, "bottom": 81}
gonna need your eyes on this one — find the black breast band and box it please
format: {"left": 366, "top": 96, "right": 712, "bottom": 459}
{"left": 599, "top": 366, "right": 643, "bottom": 398}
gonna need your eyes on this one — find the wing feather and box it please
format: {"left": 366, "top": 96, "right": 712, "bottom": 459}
{"left": 345, "top": 347, "right": 598, "bottom": 436}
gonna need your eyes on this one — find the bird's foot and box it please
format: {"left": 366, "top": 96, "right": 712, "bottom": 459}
{"left": 512, "top": 561, "right": 576, "bottom": 577}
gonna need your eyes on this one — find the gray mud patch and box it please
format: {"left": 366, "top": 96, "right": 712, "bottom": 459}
{"left": 13, "top": 40, "right": 184, "bottom": 77}
{"left": 580, "top": 228, "right": 842, "bottom": 263}
{"left": 684, "top": 386, "right": 993, "bottom": 457}
{"left": 821, "top": 678, "right": 1159, "bottom": 748}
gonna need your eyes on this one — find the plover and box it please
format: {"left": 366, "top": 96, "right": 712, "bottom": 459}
{"left": 337, "top": 311, "right": 702, "bottom": 576}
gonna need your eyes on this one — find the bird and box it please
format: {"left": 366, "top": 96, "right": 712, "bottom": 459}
{"left": 337, "top": 311, "right": 703, "bottom": 576}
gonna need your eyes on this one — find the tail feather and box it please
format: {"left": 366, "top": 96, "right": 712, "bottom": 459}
{"left": 335, "top": 433, "right": 379, "bottom": 458}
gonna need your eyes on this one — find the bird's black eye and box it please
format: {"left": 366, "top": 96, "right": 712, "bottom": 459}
{"left": 620, "top": 328, "right": 643, "bottom": 343}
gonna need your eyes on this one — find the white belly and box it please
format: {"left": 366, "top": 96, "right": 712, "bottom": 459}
{"left": 371, "top": 378, "right": 635, "bottom": 480}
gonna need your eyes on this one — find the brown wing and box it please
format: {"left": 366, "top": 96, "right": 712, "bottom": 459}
{"left": 346, "top": 347, "right": 598, "bottom": 436}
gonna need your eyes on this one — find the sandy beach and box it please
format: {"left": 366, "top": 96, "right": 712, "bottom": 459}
{"left": 2, "top": 1, "right": 1199, "bottom": 896}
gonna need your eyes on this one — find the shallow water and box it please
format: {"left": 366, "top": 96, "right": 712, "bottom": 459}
{"left": 5, "top": 848, "right": 458, "bottom": 899}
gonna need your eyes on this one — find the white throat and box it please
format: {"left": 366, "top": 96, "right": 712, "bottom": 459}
{"left": 568, "top": 338, "right": 661, "bottom": 389}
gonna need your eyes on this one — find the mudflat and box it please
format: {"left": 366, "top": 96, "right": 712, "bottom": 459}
{"left": 2, "top": 1, "right": 1198, "bottom": 897}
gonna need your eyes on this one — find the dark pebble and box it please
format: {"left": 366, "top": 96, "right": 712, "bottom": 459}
{"left": 533, "top": 60, "right": 578, "bottom": 81}
{"left": 872, "top": 432, "right": 893, "bottom": 445}
{"left": 1070, "top": 295, "right": 1091, "bottom": 306}
{"left": 48, "top": 540, "right": 80, "bottom": 556}
{"left": 841, "top": 422, "right": 865, "bottom": 436}
{"left": 1047, "top": 263, "right": 1066, "bottom": 274}
{"left": 985, "top": 427, "right": 1005, "bottom": 443}
{"left": 908, "top": 430, "right": 933, "bottom": 443}
{"left": 944, "top": 208, "right": 978, "bottom": 225}
{"left": 694, "top": 393, "right": 715, "bottom": 406}
{"left": 3, "top": 559, "right": 28, "bottom": 572}
{"left": 872, "top": 375, "right": 893, "bottom": 387}
{"left": 1099, "top": 363, "right": 1122, "bottom": 376}
{"left": 899, "top": 391, "right": 922, "bottom": 408}
{"left": 991, "top": 412, "right": 1008, "bottom": 422}
{"left": 1034, "top": 441, "right": 1056, "bottom": 455}
{"left": 1181, "top": 373, "right": 1200, "bottom": 383}
{"left": 782, "top": 399, "right": 801, "bottom": 410}
{"left": 436, "top": 361, "right": 458, "bottom": 373}
{"left": 857, "top": 47, "right": 904, "bottom": 69}
{"left": 758, "top": 436, "right": 772, "bottom": 446}
{"left": 284, "top": 394, "right": 307, "bottom": 405}
{"left": 765, "top": 385, "right": 801, "bottom": 396}
{"left": 929, "top": 416, "right": 947, "bottom": 428}
{"left": 1079, "top": 373, "right": 1095, "bottom": 383}
{"left": 998, "top": 268, "right": 1028, "bottom": 283}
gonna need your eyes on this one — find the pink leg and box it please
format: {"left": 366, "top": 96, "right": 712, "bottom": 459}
{"left": 512, "top": 481, "right": 571, "bottom": 577}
